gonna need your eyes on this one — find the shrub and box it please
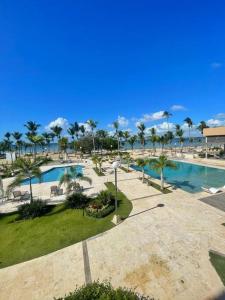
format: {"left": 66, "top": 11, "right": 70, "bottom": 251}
{"left": 18, "top": 200, "right": 50, "bottom": 219}
{"left": 55, "top": 280, "right": 153, "bottom": 300}
{"left": 86, "top": 204, "right": 115, "bottom": 218}
{"left": 65, "top": 192, "right": 90, "bottom": 209}
{"left": 97, "top": 190, "right": 115, "bottom": 206}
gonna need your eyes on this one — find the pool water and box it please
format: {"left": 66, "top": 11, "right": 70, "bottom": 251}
{"left": 131, "top": 161, "right": 225, "bottom": 193}
{"left": 22, "top": 165, "right": 84, "bottom": 185}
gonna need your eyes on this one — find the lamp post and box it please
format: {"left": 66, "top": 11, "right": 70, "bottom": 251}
{"left": 112, "top": 160, "right": 121, "bottom": 224}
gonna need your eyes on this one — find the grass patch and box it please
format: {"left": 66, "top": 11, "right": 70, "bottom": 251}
{"left": 209, "top": 251, "right": 225, "bottom": 285}
{"left": 139, "top": 177, "right": 172, "bottom": 194}
{"left": 0, "top": 183, "right": 132, "bottom": 269}
{"left": 93, "top": 167, "right": 105, "bottom": 176}
{"left": 104, "top": 182, "right": 133, "bottom": 219}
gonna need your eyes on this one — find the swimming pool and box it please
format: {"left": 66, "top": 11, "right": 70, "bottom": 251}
{"left": 22, "top": 165, "right": 84, "bottom": 185}
{"left": 131, "top": 161, "right": 225, "bottom": 193}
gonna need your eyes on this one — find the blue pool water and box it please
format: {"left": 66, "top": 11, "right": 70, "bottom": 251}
{"left": 131, "top": 161, "right": 225, "bottom": 193}
{"left": 22, "top": 165, "right": 84, "bottom": 185}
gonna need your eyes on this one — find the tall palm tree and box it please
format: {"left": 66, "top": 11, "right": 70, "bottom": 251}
{"left": 24, "top": 121, "right": 41, "bottom": 157}
{"left": 4, "top": 132, "right": 13, "bottom": 161}
{"left": 96, "top": 130, "right": 108, "bottom": 154}
{"left": 24, "top": 121, "right": 40, "bottom": 135}
{"left": 128, "top": 135, "right": 137, "bottom": 151}
{"left": 86, "top": 119, "right": 97, "bottom": 152}
{"left": 163, "top": 111, "right": 172, "bottom": 130}
{"left": 137, "top": 122, "right": 146, "bottom": 150}
{"left": 58, "top": 137, "right": 69, "bottom": 160}
{"left": 59, "top": 166, "right": 92, "bottom": 194}
{"left": 6, "top": 157, "right": 50, "bottom": 202}
{"left": 175, "top": 125, "right": 184, "bottom": 152}
{"left": 113, "top": 121, "right": 120, "bottom": 153}
{"left": 50, "top": 125, "right": 63, "bottom": 158}
{"left": 149, "top": 127, "right": 157, "bottom": 155}
{"left": 151, "top": 155, "right": 177, "bottom": 190}
{"left": 197, "top": 121, "right": 209, "bottom": 136}
{"left": 12, "top": 132, "right": 23, "bottom": 157}
{"left": 79, "top": 125, "right": 86, "bottom": 137}
{"left": 184, "top": 117, "right": 193, "bottom": 142}
{"left": 42, "top": 132, "right": 52, "bottom": 153}
{"left": 67, "top": 125, "right": 76, "bottom": 141}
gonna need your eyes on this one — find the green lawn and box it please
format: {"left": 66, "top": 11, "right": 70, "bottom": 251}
{"left": 209, "top": 251, "right": 225, "bottom": 285}
{"left": 0, "top": 183, "right": 132, "bottom": 269}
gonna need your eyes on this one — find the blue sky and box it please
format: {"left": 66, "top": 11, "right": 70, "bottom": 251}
{"left": 0, "top": 0, "right": 225, "bottom": 138}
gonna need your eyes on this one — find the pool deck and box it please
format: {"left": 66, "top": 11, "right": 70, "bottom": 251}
{"left": 199, "top": 193, "right": 225, "bottom": 212}
{"left": 0, "top": 159, "right": 225, "bottom": 299}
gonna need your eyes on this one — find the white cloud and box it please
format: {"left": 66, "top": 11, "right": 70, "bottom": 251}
{"left": 45, "top": 117, "right": 69, "bottom": 131}
{"left": 137, "top": 111, "right": 165, "bottom": 124}
{"left": 206, "top": 118, "right": 225, "bottom": 127}
{"left": 170, "top": 105, "right": 186, "bottom": 111}
{"left": 215, "top": 113, "right": 225, "bottom": 119}
{"left": 211, "top": 62, "right": 222, "bottom": 69}
{"left": 118, "top": 116, "right": 129, "bottom": 127}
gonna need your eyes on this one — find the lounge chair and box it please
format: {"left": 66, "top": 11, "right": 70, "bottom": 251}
{"left": 50, "top": 186, "right": 63, "bottom": 197}
{"left": 201, "top": 187, "right": 223, "bottom": 194}
{"left": 12, "top": 190, "right": 30, "bottom": 201}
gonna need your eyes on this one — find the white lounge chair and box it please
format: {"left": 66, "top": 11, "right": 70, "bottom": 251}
{"left": 201, "top": 187, "right": 223, "bottom": 194}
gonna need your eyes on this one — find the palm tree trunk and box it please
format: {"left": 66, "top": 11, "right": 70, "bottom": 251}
{"left": 161, "top": 169, "right": 164, "bottom": 190}
{"left": 29, "top": 178, "right": 33, "bottom": 202}
{"left": 92, "top": 133, "right": 95, "bottom": 152}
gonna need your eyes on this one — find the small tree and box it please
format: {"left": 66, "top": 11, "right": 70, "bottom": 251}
{"left": 135, "top": 158, "right": 150, "bottom": 182}
{"left": 7, "top": 157, "right": 50, "bottom": 202}
{"left": 151, "top": 155, "right": 177, "bottom": 190}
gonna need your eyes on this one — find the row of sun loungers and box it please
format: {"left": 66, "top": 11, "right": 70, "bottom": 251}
{"left": 201, "top": 185, "right": 225, "bottom": 194}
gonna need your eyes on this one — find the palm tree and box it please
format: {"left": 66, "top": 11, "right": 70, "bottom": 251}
{"left": 113, "top": 121, "right": 120, "bottom": 153}
{"left": 67, "top": 125, "right": 76, "bottom": 141}
{"left": 24, "top": 121, "right": 41, "bottom": 157}
{"left": 24, "top": 121, "right": 40, "bottom": 135}
{"left": 151, "top": 155, "right": 177, "bottom": 190}
{"left": 12, "top": 132, "right": 23, "bottom": 157}
{"left": 175, "top": 125, "right": 184, "bottom": 152}
{"left": 118, "top": 130, "right": 124, "bottom": 151}
{"left": 50, "top": 125, "right": 63, "bottom": 158}
{"left": 137, "top": 122, "right": 146, "bottom": 150}
{"left": 58, "top": 137, "right": 69, "bottom": 160}
{"left": 79, "top": 125, "right": 86, "bottom": 137}
{"left": 197, "top": 121, "right": 209, "bottom": 136}
{"left": 163, "top": 111, "right": 172, "bottom": 130}
{"left": 86, "top": 119, "right": 98, "bottom": 152}
{"left": 149, "top": 127, "right": 157, "bottom": 155}
{"left": 123, "top": 131, "right": 130, "bottom": 149}
{"left": 91, "top": 154, "right": 103, "bottom": 172}
{"left": 184, "top": 117, "right": 193, "bottom": 142}
{"left": 6, "top": 157, "right": 50, "bottom": 202}
{"left": 4, "top": 132, "right": 13, "bottom": 161}
{"left": 96, "top": 130, "right": 108, "bottom": 154}
{"left": 128, "top": 135, "right": 137, "bottom": 151}
{"left": 158, "top": 134, "right": 169, "bottom": 153}
{"left": 42, "top": 132, "right": 52, "bottom": 153}
{"left": 59, "top": 166, "right": 92, "bottom": 194}
{"left": 135, "top": 158, "right": 149, "bottom": 182}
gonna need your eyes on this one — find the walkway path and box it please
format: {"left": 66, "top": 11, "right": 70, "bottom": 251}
{"left": 0, "top": 168, "right": 225, "bottom": 299}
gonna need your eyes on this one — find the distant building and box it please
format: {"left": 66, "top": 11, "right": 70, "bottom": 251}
{"left": 203, "top": 126, "right": 225, "bottom": 158}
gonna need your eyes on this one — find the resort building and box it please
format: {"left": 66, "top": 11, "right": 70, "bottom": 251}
{"left": 203, "top": 126, "right": 225, "bottom": 157}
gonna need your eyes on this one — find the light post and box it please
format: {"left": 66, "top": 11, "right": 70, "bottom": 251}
{"left": 110, "top": 144, "right": 113, "bottom": 153}
{"left": 112, "top": 160, "right": 121, "bottom": 224}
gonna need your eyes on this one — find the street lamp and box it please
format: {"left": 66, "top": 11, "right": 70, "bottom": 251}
{"left": 112, "top": 160, "right": 121, "bottom": 224}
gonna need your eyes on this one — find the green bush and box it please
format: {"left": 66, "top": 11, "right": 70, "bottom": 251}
{"left": 55, "top": 280, "right": 153, "bottom": 300}
{"left": 18, "top": 200, "right": 50, "bottom": 219}
{"left": 97, "top": 190, "right": 115, "bottom": 206}
{"left": 65, "top": 192, "right": 90, "bottom": 209}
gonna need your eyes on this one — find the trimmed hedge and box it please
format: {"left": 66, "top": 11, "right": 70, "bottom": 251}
{"left": 55, "top": 280, "right": 153, "bottom": 300}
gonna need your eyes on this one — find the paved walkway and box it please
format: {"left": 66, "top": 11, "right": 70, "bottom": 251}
{"left": 0, "top": 167, "right": 225, "bottom": 299}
